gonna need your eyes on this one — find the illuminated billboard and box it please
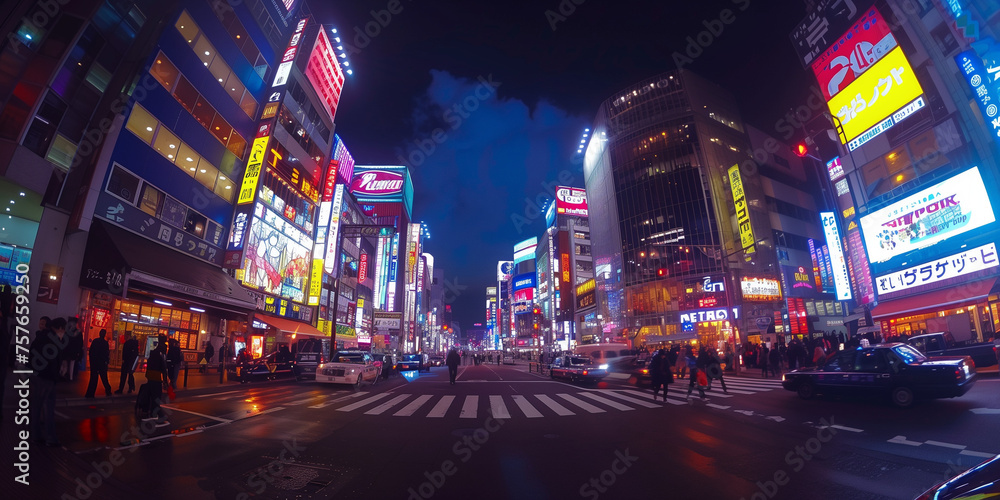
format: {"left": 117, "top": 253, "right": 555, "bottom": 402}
{"left": 810, "top": 7, "right": 897, "bottom": 100}
{"left": 497, "top": 261, "right": 513, "bottom": 281}
{"left": 513, "top": 237, "right": 538, "bottom": 265}
{"left": 304, "top": 29, "right": 345, "bottom": 124}
{"left": 828, "top": 47, "right": 924, "bottom": 149}
{"left": 859, "top": 167, "right": 996, "bottom": 265}
{"left": 350, "top": 166, "right": 413, "bottom": 217}
{"left": 323, "top": 184, "right": 346, "bottom": 274}
{"left": 876, "top": 243, "right": 999, "bottom": 297}
{"left": 741, "top": 277, "right": 782, "bottom": 301}
{"left": 272, "top": 19, "right": 308, "bottom": 88}
{"left": 331, "top": 135, "right": 355, "bottom": 185}
{"left": 512, "top": 272, "right": 536, "bottom": 291}
{"left": 727, "top": 164, "right": 755, "bottom": 255}
{"left": 555, "top": 186, "right": 588, "bottom": 217}
{"left": 242, "top": 202, "right": 312, "bottom": 303}
{"left": 956, "top": 51, "right": 1000, "bottom": 150}
{"left": 821, "top": 212, "right": 852, "bottom": 301}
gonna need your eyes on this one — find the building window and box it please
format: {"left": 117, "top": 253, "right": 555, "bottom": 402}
{"left": 152, "top": 127, "right": 180, "bottom": 161}
{"left": 138, "top": 183, "right": 164, "bottom": 216}
{"left": 173, "top": 75, "right": 199, "bottom": 113}
{"left": 174, "top": 10, "right": 258, "bottom": 118}
{"left": 107, "top": 164, "right": 141, "bottom": 203}
{"left": 125, "top": 105, "right": 156, "bottom": 143}
{"left": 46, "top": 134, "right": 77, "bottom": 170}
{"left": 150, "top": 53, "right": 179, "bottom": 89}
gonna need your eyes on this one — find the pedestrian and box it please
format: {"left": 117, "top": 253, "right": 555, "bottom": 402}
{"left": 649, "top": 349, "right": 673, "bottom": 401}
{"left": 675, "top": 345, "right": 687, "bottom": 379}
{"left": 497, "top": 352, "right": 502, "bottom": 365}
{"left": 707, "top": 348, "right": 729, "bottom": 394}
{"left": 166, "top": 338, "right": 182, "bottom": 389}
{"left": 62, "top": 317, "right": 83, "bottom": 381}
{"left": 769, "top": 346, "right": 782, "bottom": 378}
{"left": 236, "top": 348, "right": 250, "bottom": 383}
{"left": 757, "top": 346, "right": 771, "bottom": 378}
{"left": 116, "top": 331, "right": 139, "bottom": 394}
{"left": 446, "top": 348, "right": 461, "bottom": 385}
{"left": 684, "top": 346, "right": 706, "bottom": 401}
{"left": 85, "top": 329, "right": 113, "bottom": 398}
{"left": 813, "top": 342, "right": 827, "bottom": 369}
{"left": 202, "top": 341, "right": 214, "bottom": 373}
{"left": 29, "top": 317, "right": 68, "bottom": 446}
{"left": 143, "top": 337, "right": 169, "bottom": 425}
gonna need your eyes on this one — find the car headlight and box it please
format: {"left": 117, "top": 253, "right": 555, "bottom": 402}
{"left": 599, "top": 364, "right": 609, "bottom": 370}
{"left": 781, "top": 374, "right": 786, "bottom": 382}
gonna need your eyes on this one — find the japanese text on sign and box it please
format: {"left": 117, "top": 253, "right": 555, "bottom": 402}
{"left": 728, "top": 164, "right": 755, "bottom": 255}
{"left": 875, "top": 243, "right": 999, "bottom": 295}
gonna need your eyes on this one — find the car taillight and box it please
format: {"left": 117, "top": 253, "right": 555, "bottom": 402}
{"left": 955, "top": 368, "right": 963, "bottom": 381}
{"left": 641, "top": 369, "right": 648, "bottom": 374}
{"left": 583, "top": 370, "right": 589, "bottom": 376}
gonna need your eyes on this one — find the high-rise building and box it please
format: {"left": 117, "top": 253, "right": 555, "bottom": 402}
{"left": 537, "top": 187, "right": 592, "bottom": 350}
{"left": 511, "top": 238, "right": 539, "bottom": 351}
{"left": 583, "top": 70, "right": 782, "bottom": 350}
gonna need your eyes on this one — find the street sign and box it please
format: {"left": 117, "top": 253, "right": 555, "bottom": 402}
{"left": 340, "top": 224, "right": 397, "bottom": 237}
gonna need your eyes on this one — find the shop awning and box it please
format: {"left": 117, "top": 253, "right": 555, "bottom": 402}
{"left": 871, "top": 277, "right": 997, "bottom": 320}
{"left": 257, "top": 315, "right": 325, "bottom": 337}
{"left": 81, "top": 221, "right": 256, "bottom": 311}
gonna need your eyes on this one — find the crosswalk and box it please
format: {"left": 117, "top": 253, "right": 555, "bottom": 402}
{"left": 176, "top": 377, "right": 784, "bottom": 420}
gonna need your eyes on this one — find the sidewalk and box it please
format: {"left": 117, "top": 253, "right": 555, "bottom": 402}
{"left": 48, "top": 366, "right": 239, "bottom": 407}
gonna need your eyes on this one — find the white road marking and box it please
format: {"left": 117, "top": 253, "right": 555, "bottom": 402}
{"left": 765, "top": 416, "right": 785, "bottom": 422}
{"left": 394, "top": 395, "right": 433, "bottom": 416}
{"left": 622, "top": 390, "right": 685, "bottom": 405}
{"left": 602, "top": 391, "right": 662, "bottom": 409}
{"left": 365, "top": 394, "right": 411, "bottom": 415}
{"left": 286, "top": 393, "right": 333, "bottom": 406}
{"left": 195, "top": 390, "right": 241, "bottom": 398}
{"left": 160, "top": 404, "right": 233, "bottom": 423}
{"left": 705, "top": 387, "right": 755, "bottom": 395}
{"left": 970, "top": 408, "right": 1000, "bottom": 414}
{"left": 426, "top": 395, "right": 456, "bottom": 418}
{"left": 489, "top": 396, "right": 511, "bottom": 419}
{"left": 557, "top": 393, "right": 606, "bottom": 413}
{"left": 510, "top": 395, "right": 543, "bottom": 418}
{"left": 734, "top": 410, "right": 755, "bottom": 416}
{"left": 707, "top": 403, "right": 732, "bottom": 410}
{"left": 534, "top": 394, "right": 574, "bottom": 416}
{"left": 308, "top": 392, "right": 366, "bottom": 409}
{"left": 960, "top": 450, "right": 995, "bottom": 458}
{"left": 888, "top": 435, "right": 924, "bottom": 447}
{"left": 830, "top": 424, "right": 864, "bottom": 433}
{"left": 336, "top": 393, "right": 391, "bottom": 412}
{"left": 925, "top": 440, "right": 966, "bottom": 450}
{"left": 578, "top": 392, "right": 633, "bottom": 411}
{"left": 460, "top": 396, "right": 479, "bottom": 418}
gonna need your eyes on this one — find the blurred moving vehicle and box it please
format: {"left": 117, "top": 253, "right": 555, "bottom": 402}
{"left": 622, "top": 355, "right": 652, "bottom": 384}
{"left": 233, "top": 351, "right": 297, "bottom": 382}
{"left": 397, "top": 353, "right": 430, "bottom": 372}
{"left": 428, "top": 355, "right": 445, "bottom": 367}
{"left": 914, "top": 454, "right": 1000, "bottom": 499}
{"left": 574, "top": 343, "right": 632, "bottom": 372}
{"left": 906, "top": 332, "right": 999, "bottom": 368}
{"left": 550, "top": 355, "right": 608, "bottom": 383}
{"left": 316, "top": 351, "right": 380, "bottom": 388}
{"left": 781, "top": 344, "right": 976, "bottom": 408}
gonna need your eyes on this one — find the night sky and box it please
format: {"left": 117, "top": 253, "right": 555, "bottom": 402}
{"left": 311, "top": 0, "right": 818, "bottom": 328}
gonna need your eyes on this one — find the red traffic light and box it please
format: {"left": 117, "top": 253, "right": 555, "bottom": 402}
{"left": 794, "top": 143, "right": 808, "bottom": 157}
{"left": 657, "top": 268, "right": 666, "bottom": 276}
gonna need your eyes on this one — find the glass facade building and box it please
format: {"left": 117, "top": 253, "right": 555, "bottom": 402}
{"left": 584, "top": 70, "right": 781, "bottom": 349}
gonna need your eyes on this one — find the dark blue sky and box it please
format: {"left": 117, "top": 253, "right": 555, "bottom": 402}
{"left": 313, "top": 0, "right": 816, "bottom": 327}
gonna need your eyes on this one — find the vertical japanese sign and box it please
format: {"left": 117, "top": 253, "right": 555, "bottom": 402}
{"left": 821, "top": 212, "right": 853, "bottom": 300}
{"left": 956, "top": 50, "right": 1000, "bottom": 148}
{"left": 728, "top": 164, "right": 755, "bottom": 256}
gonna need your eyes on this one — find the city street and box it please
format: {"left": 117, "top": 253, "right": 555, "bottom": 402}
{"left": 5, "top": 361, "right": 998, "bottom": 499}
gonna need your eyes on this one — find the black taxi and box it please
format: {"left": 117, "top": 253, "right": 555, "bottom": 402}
{"left": 781, "top": 343, "right": 976, "bottom": 408}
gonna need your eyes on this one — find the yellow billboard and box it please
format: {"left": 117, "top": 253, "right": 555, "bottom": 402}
{"left": 307, "top": 258, "right": 323, "bottom": 306}
{"left": 728, "top": 164, "right": 755, "bottom": 255}
{"left": 237, "top": 136, "right": 270, "bottom": 204}
{"left": 827, "top": 46, "right": 924, "bottom": 146}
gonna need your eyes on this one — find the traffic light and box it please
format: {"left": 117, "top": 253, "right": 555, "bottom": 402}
{"left": 794, "top": 143, "right": 808, "bottom": 157}
{"left": 657, "top": 268, "right": 666, "bottom": 277}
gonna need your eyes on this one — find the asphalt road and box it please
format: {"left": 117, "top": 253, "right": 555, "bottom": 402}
{"left": 3, "top": 362, "right": 999, "bottom": 500}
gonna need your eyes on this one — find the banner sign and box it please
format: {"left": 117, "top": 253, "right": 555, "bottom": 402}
{"left": 741, "top": 277, "right": 783, "bottom": 301}
{"left": 859, "top": 167, "right": 995, "bottom": 264}
{"left": 875, "top": 243, "right": 999, "bottom": 296}
{"left": 790, "top": 0, "right": 867, "bottom": 67}
{"left": 956, "top": 49, "right": 1000, "bottom": 149}
{"left": 811, "top": 6, "right": 897, "bottom": 100}
{"left": 555, "top": 186, "right": 588, "bottom": 217}
{"left": 728, "top": 164, "right": 755, "bottom": 255}
{"left": 821, "top": 212, "right": 853, "bottom": 300}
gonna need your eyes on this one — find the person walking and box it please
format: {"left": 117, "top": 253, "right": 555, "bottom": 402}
{"left": 649, "top": 349, "right": 673, "bottom": 401}
{"left": 29, "top": 317, "right": 68, "bottom": 446}
{"left": 769, "top": 345, "right": 783, "bottom": 377}
{"left": 84, "top": 329, "right": 113, "bottom": 398}
{"left": 143, "top": 337, "right": 169, "bottom": 425}
{"left": 446, "top": 348, "right": 461, "bottom": 385}
{"left": 202, "top": 341, "right": 214, "bottom": 373}
{"left": 166, "top": 338, "right": 182, "bottom": 389}
{"left": 684, "top": 346, "right": 706, "bottom": 401}
{"left": 707, "top": 348, "right": 729, "bottom": 394}
{"left": 674, "top": 345, "right": 687, "bottom": 379}
{"left": 62, "top": 317, "right": 83, "bottom": 381}
{"left": 813, "top": 342, "right": 827, "bottom": 369}
{"left": 116, "top": 332, "right": 139, "bottom": 394}
{"left": 759, "top": 346, "right": 770, "bottom": 378}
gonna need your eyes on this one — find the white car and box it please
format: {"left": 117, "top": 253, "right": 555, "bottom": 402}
{"left": 316, "top": 351, "right": 380, "bottom": 388}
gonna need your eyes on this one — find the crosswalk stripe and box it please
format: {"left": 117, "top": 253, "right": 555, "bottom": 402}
{"left": 730, "top": 378, "right": 785, "bottom": 386}
{"left": 511, "top": 395, "right": 543, "bottom": 418}
{"left": 623, "top": 390, "right": 686, "bottom": 406}
{"left": 460, "top": 396, "right": 479, "bottom": 418}
{"left": 286, "top": 394, "right": 328, "bottom": 406}
{"left": 578, "top": 392, "right": 633, "bottom": 411}
{"left": 195, "top": 390, "right": 241, "bottom": 398}
{"left": 602, "top": 391, "right": 663, "bottom": 408}
{"left": 427, "top": 395, "right": 455, "bottom": 418}
{"left": 308, "top": 392, "right": 365, "bottom": 409}
{"left": 489, "top": 395, "right": 511, "bottom": 419}
{"left": 535, "top": 394, "right": 574, "bottom": 416}
{"left": 704, "top": 387, "right": 755, "bottom": 395}
{"left": 365, "top": 394, "right": 411, "bottom": 415}
{"left": 557, "top": 393, "right": 605, "bottom": 413}
{"left": 721, "top": 379, "right": 780, "bottom": 388}
{"left": 336, "top": 393, "right": 391, "bottom": 412}
{"left": 394, "top": 395, "right": 433, "bottom": 416}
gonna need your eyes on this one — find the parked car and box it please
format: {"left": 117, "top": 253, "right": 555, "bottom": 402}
{"left": 428, "top": 355, "right": 445, "bottom": 367}
{"left": 781, "top": 343, "right": 976, "bottom": 408}
{"left": 233, "top": 352, "right": 297, "bottom": 382}
{"left": 550, "top": 355, "right": 609, "bottom": 383}
{"left": 622, "top": 355, "right": 652, "bottom": 384}
{"left": 316, "top": 351, "right": 380, "bottom": 388}
{"left": 371, "top": 353, "right": 396, "bottom": 380}
{"left": 915, "top": 454, "right": 1000, "bottom": 499}
{"left": 397, "top": 353, "right": 430, "bottom": 372}
{"left": 293, "top": 338, "right": 330, "bottom": 381}
{"left": 907, "top": 332, "right": 998, "bottom": 368}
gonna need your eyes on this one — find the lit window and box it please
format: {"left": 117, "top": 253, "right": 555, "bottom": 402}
{"left": 153, "top": 127, "right": 179, "bottom": 162}
{"left": 46, "top": 134, "right": 77, "bottom": 170}
{"left": 177, "top": 143, "right": 201, "bottom": 176}
{"left": 194, "top": 162, "right": 218, "bottom": 192}
{"left": 150, "top": 52, "right": 180, "bottom": 89}
{"left": 175, "top": 11, "right": 199, "bottom": 43}
{"left": 125, "top": 105, "right": 157, "bottom": 144}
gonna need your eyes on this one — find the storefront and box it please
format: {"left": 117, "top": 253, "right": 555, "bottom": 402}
{"left": 79, "top": 221, "right": 257, "bottom": 367}
{"left": 873, "top": 276, "right": 998, "bottom": 342}
{"left": 248, "top": 315, "right": 326, "bottom": 358}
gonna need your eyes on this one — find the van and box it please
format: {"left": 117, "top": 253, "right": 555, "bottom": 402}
{"left": 293, "top": 337, "right": 331, "bottom": 381}
{"left": 573, "top": 343, "right": 632, "bottom": 370}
